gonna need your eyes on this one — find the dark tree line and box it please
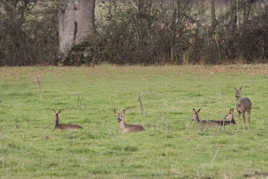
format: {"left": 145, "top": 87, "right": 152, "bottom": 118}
{"left": 0, "top": 0, "right": 267, "bottom": 66}
{"left": 0, "top": 0, "right": 58, "bottom": 65}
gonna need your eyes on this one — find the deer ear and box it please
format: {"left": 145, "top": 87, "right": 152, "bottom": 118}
{"left": 122, "top": 109, "right": 126, "bottom": 114}
{"left": 193, "top": 108, "right": 196, "bottom": 112}
{"left": 197, "top": 108, "right": 201, "bottom": 112}
{"left": 58, "top": 109, "right": 62, "bottom": 113}
{"left": 239, "top": 86, "right": 242, "bottom": 90}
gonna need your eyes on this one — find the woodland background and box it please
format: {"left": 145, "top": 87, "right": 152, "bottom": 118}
{"left": 0, "top": 0, "right": 267, "bottom": 66}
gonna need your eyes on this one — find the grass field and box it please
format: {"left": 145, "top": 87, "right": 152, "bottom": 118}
{"left": 1, "top": 65, "right": 268, "bottom": 179}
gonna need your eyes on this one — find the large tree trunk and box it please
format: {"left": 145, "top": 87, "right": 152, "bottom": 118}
{"left": 58, "top": 0, "right": 95, "bottom": 59}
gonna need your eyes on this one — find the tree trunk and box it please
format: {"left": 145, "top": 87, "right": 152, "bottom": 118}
{"left": 58, "top": 0, "right": 95, "bottom": 59}
{"left": 230, "top": 0, "right": 237, "bottom": 33}
{"left": 264, "top": 3, "right": 268, "bottom": 59}
{"left": 210, "top": 0, "right": 216, "bottom": 36}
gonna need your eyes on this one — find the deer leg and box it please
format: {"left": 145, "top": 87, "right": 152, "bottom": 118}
{"left": 247, "top": 111, "right": 251, "bottom": 130}
{"left": 237, "top": 112, "right": 241, "bottom": 129}
{"left": 222, "top": 121, "right": 225, "bottom": 131}
{"left": 242, "top": 112, "right": 246, "bottom": 129}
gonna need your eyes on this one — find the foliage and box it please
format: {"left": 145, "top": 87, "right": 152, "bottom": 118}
{"left": 0, "top": 0, "right": 267, "bottom": 65}
{"left": 0, "top": 0, "right": 58, "bottom": 66}
{"left": 78, "top": 0, "right": 268, "bottom": 65}
{"left": 85, "top": 0, "right": 195, "bottom": 65}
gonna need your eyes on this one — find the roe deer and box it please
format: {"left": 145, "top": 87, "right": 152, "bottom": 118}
{"left": 192, "top": 108, "right": 219, "bottom": 126}
{"left": 235, "top": 87, "right": 252, "bottom": 129}
{"left": 192, "top": 108, "right": 235, "bottom": 126}
{"left": 223, "top": 108, "right": 236, "bottom": 125}
{"left": 114, "top": 109, "right": 145, "bottom": 133}
{"left": 52, "top": 109, "right": 82, "bottom": 130}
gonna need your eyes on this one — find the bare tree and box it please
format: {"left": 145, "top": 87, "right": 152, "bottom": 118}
{"left": 210, "top": 0, "right": 216, "bottom": 36}
{"left": 230, "top": 0, "right": 238, "bottom": 32}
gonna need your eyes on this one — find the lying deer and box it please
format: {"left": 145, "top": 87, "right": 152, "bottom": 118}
{"left": 235, "top": 87, "right": 252, "bottom": 129}
{"left": 52, "top": 109, "right": 82, "bottom": 130}
{"left": 223, "top": 108, "right": 236, "bottom": 125}
{"left": 114, "top": 109, "right": 145, "bottom": 133}
{"left": 192, "top": 108, "right": 236, "bottom": 126}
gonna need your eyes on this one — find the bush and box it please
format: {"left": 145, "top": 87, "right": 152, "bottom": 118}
{"left": 1, "top": 0, "right": 267, "bottom": 65}
{"left": 0, "top": 0, "right": 58, "bottom": 66}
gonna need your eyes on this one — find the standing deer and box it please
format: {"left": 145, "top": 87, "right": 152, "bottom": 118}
{"left": 234, "top": 87, "right": 252, "bottom": 129}
{"left": 52, "top": 109, "right": 82, "bottom": 130}
{"left": 114, "top": 109, "right": 145, "bottom": 133}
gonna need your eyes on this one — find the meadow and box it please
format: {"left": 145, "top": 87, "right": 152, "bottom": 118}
{"left": 1, "top": 65, "right": 268, "bottom": 179}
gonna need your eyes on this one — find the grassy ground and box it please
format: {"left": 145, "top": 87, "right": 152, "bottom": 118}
{"left": 1, "top": 65, "right": 268, "bottom": 179}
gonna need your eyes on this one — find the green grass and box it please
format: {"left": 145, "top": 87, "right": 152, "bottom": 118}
{"left": 1, "top": 65, "right": 268, "bottom": 178}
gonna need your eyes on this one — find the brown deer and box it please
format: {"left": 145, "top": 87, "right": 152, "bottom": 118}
{"left": 192, "top": 108, "right": 236, "bottom": 126}
{"left": 235, "top": 87, "right": 252, "bottom": 129}
{"left": 114, "top": 109, "right": 145, "bottom": 133}
{"left": 222, "top": 108, "right": 236, "bottom": 125}
{"left": 52, "top": 109, "right": 82, "bottom": 130}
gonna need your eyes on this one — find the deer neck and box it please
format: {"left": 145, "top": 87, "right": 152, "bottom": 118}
{"left": 119, "top": 120, "right": 126, "bottom": 129}
{"left": 55, "top": 118, "right": 59, "bottom": 127}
